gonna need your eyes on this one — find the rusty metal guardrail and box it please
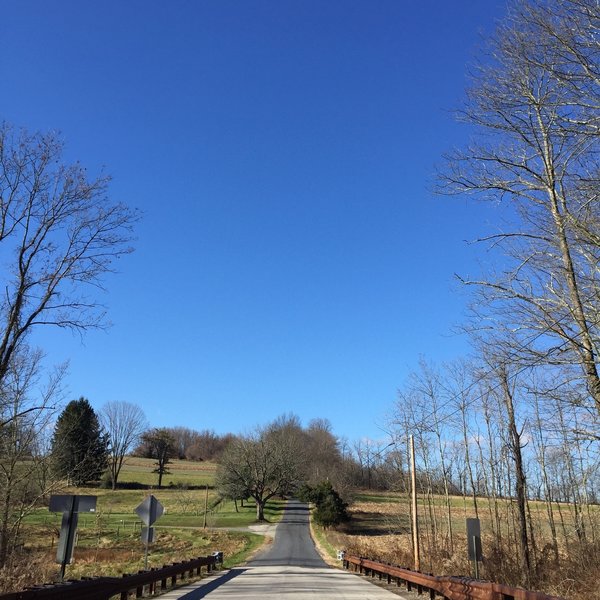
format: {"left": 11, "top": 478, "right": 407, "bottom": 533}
{"left": 0, "top": 554, "right": 220, "bottom": 600}
{"left": 343, "top": 554, "right": 567, "bottom": 600}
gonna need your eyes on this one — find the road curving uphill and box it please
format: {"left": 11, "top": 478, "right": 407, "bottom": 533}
{"left": 162, "top": 500, "right": 409, "bottom": 599}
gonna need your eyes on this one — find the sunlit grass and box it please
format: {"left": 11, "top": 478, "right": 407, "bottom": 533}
{"left": 19, "top": 455, "right": 284, "bottom": 581}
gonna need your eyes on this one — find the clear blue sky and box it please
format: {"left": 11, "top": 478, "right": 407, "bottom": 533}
{"left": 2, "top": 1, "right": 506, "bottom": 442}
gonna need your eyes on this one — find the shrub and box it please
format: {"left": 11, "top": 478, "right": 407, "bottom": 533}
{"left": 302, "top": 481, "right": 349, "bottom": 529}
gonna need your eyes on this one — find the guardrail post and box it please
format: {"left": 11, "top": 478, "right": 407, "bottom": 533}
{"left": 120, "top": 573, "right": 129, "bottom": 600}
{"left": 149, "top": 568, "right": 156, "bottom": 594}
{"left": 136, "top": 570, "right": 144, "bottom": 598}
{"left": 161, "top": 563, "right": 168, "bottom": 590}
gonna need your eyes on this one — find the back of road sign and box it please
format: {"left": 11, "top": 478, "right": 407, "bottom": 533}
{"left": 135, "top": 495, "right": 164, "bottom": 527}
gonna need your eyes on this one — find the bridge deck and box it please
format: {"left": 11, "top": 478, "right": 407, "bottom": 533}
{"left": 161, "top": 501, "right": 409, "bottom": 599}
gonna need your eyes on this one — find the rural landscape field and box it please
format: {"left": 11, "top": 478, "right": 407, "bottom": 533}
{"left": 0, "top": 457, "right": 275, "bottom": 594}
{"left": 1, "top": 451, "right": 597, "bottom": 600}
{"left": 2, "top": 0, "right": 600, "bottom": 599}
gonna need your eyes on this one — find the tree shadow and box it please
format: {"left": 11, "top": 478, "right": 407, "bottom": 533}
{"left": 340, "top": 511, "right": 411, "bottom": 536}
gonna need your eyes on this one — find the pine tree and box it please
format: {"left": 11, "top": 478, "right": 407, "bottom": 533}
{"left": 300, "top": 481, "right": 349, "bottom": 528}
{"left": 51, "top": 398, "right": 109, "bottom": 485}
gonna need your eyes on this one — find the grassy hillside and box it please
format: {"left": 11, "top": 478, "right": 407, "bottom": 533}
{"left": 114, "top": 456, "right": 216, "bottom": 487}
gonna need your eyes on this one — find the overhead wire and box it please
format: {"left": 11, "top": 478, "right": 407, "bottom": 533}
{"left": 377, "top": 314, "right": 597, "bottom": 455}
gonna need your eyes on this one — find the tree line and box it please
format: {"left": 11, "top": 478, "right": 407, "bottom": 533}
{"left": 49, "top": 400, "right": 241, "bottom": 489}
{"left": 397, "top": 0, "right": 600, "bottom": 589}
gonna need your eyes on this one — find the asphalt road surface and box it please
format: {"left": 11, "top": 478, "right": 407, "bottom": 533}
{"left": 248, "top": 500, "right": 327, "bottom": 568}
{"left": 162, "top": 500, "right": 408, "bottom": 599}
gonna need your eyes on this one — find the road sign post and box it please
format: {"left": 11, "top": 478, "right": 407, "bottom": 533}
{"left": 49, "top": 495, "right": 97, "bottom": 581}
{"left": 466, "top": 518, "right": 483, "bottom": 578}
{"left": 135, "top": 495, "right": 164, "bottom": 570}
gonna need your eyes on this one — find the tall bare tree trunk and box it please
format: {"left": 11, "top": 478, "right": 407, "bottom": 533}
{"left": 500, "top": 368, "right": 531, "bottom": 583}
{"left": 533, "top": 394, "right": 559, "bottom": 563}
{"left": 482, "top": 396, "right": 502, "bottom": 542}
{"left": 555, "top": 402, "right": 586, "bottom": 546}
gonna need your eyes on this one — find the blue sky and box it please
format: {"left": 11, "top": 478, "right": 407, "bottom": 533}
{"left": 2, "top": 1, "right": 506, "bottom": 442}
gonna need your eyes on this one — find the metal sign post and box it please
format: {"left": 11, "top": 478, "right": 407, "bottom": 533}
{"left": 466, "top": 518, "right": 483, "bottom": 579}
{"left": 49, "top": 495, "right": 97, "bottom": 581}
{"left": 135, "top": 495, "right": 164, "bottom": 570}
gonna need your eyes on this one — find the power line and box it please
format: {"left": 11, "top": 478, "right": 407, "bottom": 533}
{"left": 381, "top": 316, "right": 596, "bottom": 453}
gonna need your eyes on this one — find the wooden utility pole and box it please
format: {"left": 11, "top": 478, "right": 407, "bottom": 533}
{"left": 410, "top": 435, "right": 421, "bottom": 571}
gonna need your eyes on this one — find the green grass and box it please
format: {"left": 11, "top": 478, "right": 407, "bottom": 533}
{"left": 311, "top": 521, "right": 339, "bottom": 562}
{"left": 114, "top": 456, "right": 216, "bottom": 487}
{"left": 21, "top": 456, "right": 285, "bottom": 566}
{"left": 5, "top": 456, "right": 286, "bottom": 591}
{"left": 26, "top": 490, "right": 284, "bottom": 533}
{"left": 221, "top": 532, "right": 264, "bottom": 568}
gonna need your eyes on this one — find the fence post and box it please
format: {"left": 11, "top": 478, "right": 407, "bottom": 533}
{"left": 149, "top": 568, "right": 156, "bottom": 594}
{"left": 120, "top": 573, "right": 129, "bottom": 600}
{"left": 136, "top": 570, "right": 144, "bottom": 598}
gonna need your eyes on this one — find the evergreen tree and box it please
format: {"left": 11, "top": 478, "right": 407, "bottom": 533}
{"left": 51, "top": 398, "right": 108, "bottom": 485}
{"left": 299, "top": 481, "right": 349, "bottom": 528}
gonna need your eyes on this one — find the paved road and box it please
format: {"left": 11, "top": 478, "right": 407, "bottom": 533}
{"left": 161, "top": 500, "right": 408, "bottom": 599}
{"left": 248, "top": 501, "right": 326, "bottom": 567}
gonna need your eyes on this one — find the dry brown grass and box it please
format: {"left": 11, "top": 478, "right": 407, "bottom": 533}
{"left": 0, "top": 529, "right": 251, "bottom": 594}
{"left": 322, "top": 494, "right": 600, "bottom": 600}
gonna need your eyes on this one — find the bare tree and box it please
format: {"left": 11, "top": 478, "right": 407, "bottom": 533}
{"left": 494, "top": 362, "right": 534, "bottom": 583}
{"left": 186, "top": 430, "right": 234, "bottom": 461}
{"left": 216, "top": 417, "right": 303, "bottom": 521}
{"left": 304, "top": 418, "right": 344, "bottom": 485}
{"left": 440, "top": 0, "right": 600, "bottom": 416}
{"left": 0, "top": 346, "right": 66, "bottom": 566}
{"left": 0, "top": 123, "right": 138, "bottom": 419}
{"left": 165, "top": 426, "right": 198, "bottom": 459}
{"left": 141, "top": 428, "right": 176, "bottom": 488}
{"left": 100, "top": 401, "right": 147, "bottom": 489}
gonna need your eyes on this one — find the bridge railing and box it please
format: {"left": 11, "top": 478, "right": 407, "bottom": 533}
{"left": 0, "top": 554, "right": 220, "bottom": 600}
{"left": 342, "top": 554, "right": 566, "bottom": 600}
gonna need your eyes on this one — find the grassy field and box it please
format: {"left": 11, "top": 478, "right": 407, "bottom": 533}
{"left": 2, "top": 457, "right": 283, "bottom": 593}
{"left": 115, "top": 456, "right": 217, "bottom": 487}
{"left": 320, "top": 489, "right": 599, "bottom": 600}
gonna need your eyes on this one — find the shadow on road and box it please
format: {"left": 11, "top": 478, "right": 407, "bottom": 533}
{"left": 249, "top": 555, "right": 327, "bottom": 567}
{"left": 174, "top": 568, "right": 247, "bottom": 599}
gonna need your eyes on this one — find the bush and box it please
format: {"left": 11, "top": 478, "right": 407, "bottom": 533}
{"left": 301, "top": 481, "right": 349, "bottom": 529}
